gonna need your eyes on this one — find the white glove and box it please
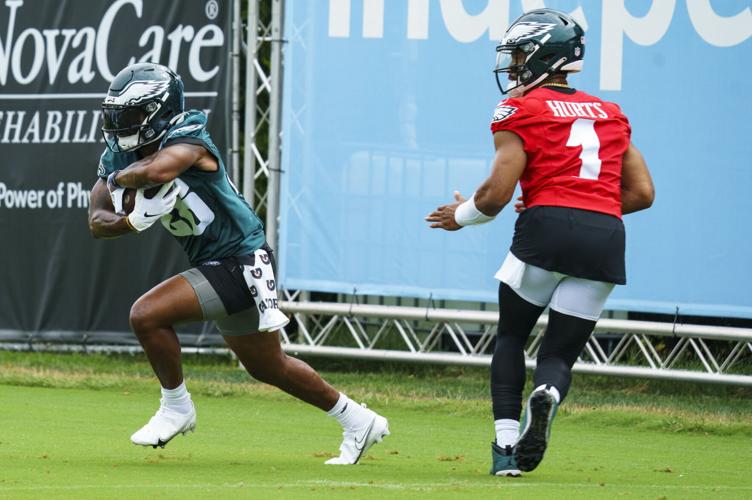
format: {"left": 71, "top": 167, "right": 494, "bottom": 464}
{"left": 127, "top": 182, "right": 178, "bottom": 233}
{"left": 107, "top": 171, "right": 125, "bottom": 214}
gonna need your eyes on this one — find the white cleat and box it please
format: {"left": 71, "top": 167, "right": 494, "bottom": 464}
{"left": 130, "top": 401, "right": 196, "bottom": 449}
{"left": 325, "top": 409, "right": 390, "bottom": 465}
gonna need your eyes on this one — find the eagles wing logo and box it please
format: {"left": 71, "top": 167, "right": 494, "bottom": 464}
{"left": 166, "top": 123, "right": 203, "bottom": 140}
{"left": 503, "top": 22, "right": 556, "bottom": 44}
{"left": 107, "top": 80, "right": 170, "bottom": 106}
{"left": 492, "top": 104, "right": 518, "bottom": 123}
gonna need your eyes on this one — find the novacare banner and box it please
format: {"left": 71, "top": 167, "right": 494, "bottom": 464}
{"left": 0, "top": 0, "right": 232, "bottom": 338}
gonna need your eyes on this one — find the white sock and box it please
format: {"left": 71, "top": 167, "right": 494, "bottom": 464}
{"left": 495, "top": 419, "right": 520, "bottom": 448}
{"left": 161, "top": 382, "right": 193, "bottom": 414}
{"left": 326, "top": 393, "right": 372, "bottom": 430}
{"left": 534, "top": 384, "right": 561, "bottom": 403}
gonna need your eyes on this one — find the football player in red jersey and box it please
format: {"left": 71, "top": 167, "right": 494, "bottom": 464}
{"left": 426, "top": 9, "right": 654, "bottom": 476}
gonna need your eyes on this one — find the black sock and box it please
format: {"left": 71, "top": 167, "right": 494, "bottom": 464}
{"left": 491, "top": 284, "right": 545, "bottom": 420}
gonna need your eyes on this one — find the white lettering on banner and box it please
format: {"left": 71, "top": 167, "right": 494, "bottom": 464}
{"left": 61, "top": 110, "right": 75, "bottom": 143}
{"left": 363, "top": 0, "right": 384, "bottom": 38}
{"left": 328, "top": 0, "right": 508, "bottom": 41}
{"left": 0, "top": 182, "right": 90, "bottom": 209}
{"left": 43, "top": 29, "right": 76, "bottom": 84}
{"left": 20, "top": 110, "right": 39, "bottom": 142}
{"left": 327, "top": 1, "right": 750, "bottom": 92}
{"left": 188, "top": 25, "right": 223, "bottom": 81}
{"left": 72, "top": 110, "right": 88, "bottom": 143}
{"left": 1, "top": 110, "right": 25, "bottom": 142}
{"left": 0, "top": 0, "right": 23, "bottom": 85}
{"left": 686, "top": 0, "right": 752, "bottom": 47}
{"left": 43, "top": 111, "right": 62, "bottom": 142}
{"left": 68, "top": 28, "right": 97, "bottom": 84}
{"left": 166, "top": 24, "right": 195, "bottom": 71}
{"left": 138, "top": 26, "right": 164, "bottom": 64}
{"left": 12, "top": 28, "right": 44, "bottom": 84}
{"left": 601, "top": 0, "right": 676, "bottom": 91}
{"left": 328, "top": 0, "right": 350, "bottom": 37}
{"left": 439, "top": 0, "right": 508, "bottom": 43}
{"left": 66, "top": 181, "right": 88, "bottom": 208}
{"left": 0, "top": 109, "right": 102, "bottom": 144}
{"left": 0, "top": 0, "right": 225, "bottom": 87}
{"left": 96, "top": 0, "right": 142, "bottom": 81}
{"left": 407, "top": 0, "right": 429, "bottom": 40}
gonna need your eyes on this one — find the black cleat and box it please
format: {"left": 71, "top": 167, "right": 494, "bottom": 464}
{"left": 515, "top": 388, "right": 558, "bottom": 472}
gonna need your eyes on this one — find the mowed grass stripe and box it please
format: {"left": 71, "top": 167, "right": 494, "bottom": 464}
{"left": 2, "top": 479, "right": 752, "bottom": 492}
{"left": 1, "top": 351, "right": 750, "bottom": 435}
{"left": 0, "top": 383, "right": 750, "bottom": 500}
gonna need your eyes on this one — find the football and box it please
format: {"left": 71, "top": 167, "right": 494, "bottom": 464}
{"left": 122, "top": 185, "right": 164, "bottom": 214}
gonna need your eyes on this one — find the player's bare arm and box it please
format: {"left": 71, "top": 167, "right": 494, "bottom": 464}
{"left": 425, "top": 130, "right": 526, "bottom": 231}
{"left": 114, "top": 143, "right": 217, "bottom": 189}
{"left": 88, "top": 178, "right": 132, "bottom": 239}
{"left": 475, "top": 130, "right": 527, "bottom": 214}
{"left": 621, "top": 142, "right": 655, "bottom": 215}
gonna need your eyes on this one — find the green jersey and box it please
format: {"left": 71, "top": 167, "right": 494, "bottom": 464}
{"left": 97, "top": 110, "right": 265, "bottom": 266}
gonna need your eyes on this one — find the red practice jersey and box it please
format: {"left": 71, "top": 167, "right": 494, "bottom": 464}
{"left": 490, "top": 87, "right": 631, "bottom": 218}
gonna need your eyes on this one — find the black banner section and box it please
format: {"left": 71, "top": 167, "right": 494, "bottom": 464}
{"left": 0, "top": 0, "right": 231, "bottom": 344}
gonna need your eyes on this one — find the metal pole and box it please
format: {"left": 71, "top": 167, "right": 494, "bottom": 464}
{"left": 280, "top": 344, "right": 752, "bottom": 387}
{"left": 266, "top": 0, "right": 284, "bottom": 251}
{"left": 230, "top": 0, "right": 242, "bottom": 184}
{"left": 243, "top": 0, "right": 259, "bottom": 204}
{"left": 280, "top": 300, "right": 752, "bottom": 342}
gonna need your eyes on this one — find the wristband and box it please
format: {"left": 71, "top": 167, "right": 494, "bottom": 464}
{"left": 107, "top": 170, "right": 122, "bottom": 190}
{"left": 454, "top": 193, "right": 495, "bottom": 226}
{"left": 124, "top": 215, "right": 139, "bottom": 233}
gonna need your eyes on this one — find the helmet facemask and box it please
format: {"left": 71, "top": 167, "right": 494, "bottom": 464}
{"left": 101, "top": 100, "right": 166, "bottom": 153}
{"left": 494, "top": 40, "right": 574, "bottom": 97}
{"left": 494, "top": 41, "right": 540, "bottom": 97}
{"left": 101, "top": 63, "right": 185, "bottom": 154}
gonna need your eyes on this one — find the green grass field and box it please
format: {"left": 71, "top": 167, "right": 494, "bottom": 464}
{"left": 0, "top": 351, "right": 750, "bottom": 499}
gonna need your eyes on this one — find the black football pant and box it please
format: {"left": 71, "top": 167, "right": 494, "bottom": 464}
{"left": 490, "top": 283, "right": 597, "bottom": 421}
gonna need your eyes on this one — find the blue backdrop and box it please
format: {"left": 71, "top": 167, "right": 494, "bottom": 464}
{"left": 279, "top": 0, "right": 752, "bottom": 318}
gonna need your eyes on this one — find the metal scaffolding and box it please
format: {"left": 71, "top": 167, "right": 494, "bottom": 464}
{"left": 244, "top": 0, "right": 284, "bottom": 244}
{"left": 277, "top": 299, "right": 752, "bottom": 386}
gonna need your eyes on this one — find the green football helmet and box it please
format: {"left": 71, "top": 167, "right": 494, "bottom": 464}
{"left": 101, "top": 63, "right": 185, "bottom": 153}
{"left": 494, "top": 9, "right": 585, "bottom": 97}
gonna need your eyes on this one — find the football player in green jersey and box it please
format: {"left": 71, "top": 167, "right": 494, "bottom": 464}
{"left": 88, "top": 63, "right": 388, "bottom": 463}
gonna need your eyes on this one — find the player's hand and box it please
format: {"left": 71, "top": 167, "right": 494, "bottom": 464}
{"left": 106, "top": 170, "right": 126, "bottom": 214}
{"left": 513, "top": 195, "right": 526, "bottom": 213}
{"left": 425, "top": 191, "right": 465, "bottom": 231}
{"left": 127, "top": 182, "right": 178, "bottom": 233}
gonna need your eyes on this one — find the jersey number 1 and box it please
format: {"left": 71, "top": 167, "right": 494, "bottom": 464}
{"left": 566, "top": 118, "right": 602, "bottom": 180}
